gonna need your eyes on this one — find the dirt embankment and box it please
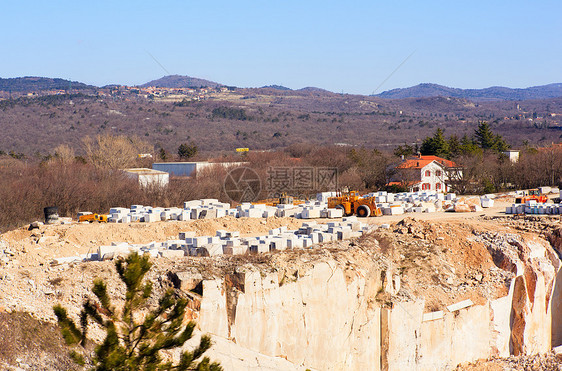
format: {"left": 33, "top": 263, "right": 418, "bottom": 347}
{"left": 370, "top": 217, "right": 514, "bottom": 310}
{"left": 0, "top": 216, "right": 304, "bottom": 267}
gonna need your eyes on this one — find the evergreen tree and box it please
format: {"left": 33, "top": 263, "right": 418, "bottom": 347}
{"left": 178, "top": 143, "right": 198, "bottom": 160}
{"left": 431, "top": 128, "right": 449, "bottom": 158}
{"left": 419, "top": 138, "right": 432, "bottom": 155}
{"left": 447, "top": 135, "right": 461, "bottom": 158}
{"left": 492, "top": 134, "right": 509, "bottom": 152}
{"left": 474, "top": 121, "right": 510, "bottom": 152}
{"left": 420, "top": 128, "right": 449, "bottom": 158}
{"left": 393, "top": 143, "right": 415, "bottom": 158}
{"left": 474, "top": 121, "right": 497, "bottom": 150}
{"left": 159, "top": 148, "right": 168, "bottom": 161}
{"left": 459, "top": 134, "right": 482, "bottom": 155}
{"left": 54, "top": 252, "right": 221, "bottom": 371}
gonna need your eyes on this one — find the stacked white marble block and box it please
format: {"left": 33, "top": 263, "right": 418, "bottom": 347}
{"left": 504, "top": 188, "right": 561, "bottom": 215}
{"left": 237, "top": 203, "right": 271, "bottom": 218}
{"left": 101, "top": 191, "right": 461, "bottom": 225}
{"left": 103, "top": 200, "right": 237, "bottom": 223}
{"left": 234, "top": 199, "right": 344, "bottom": 220}
{"left": 71, "top": 218, "right": 375, "bottom": 265}
{"left": 296, "top": 199, "right": 343, "bottom": 219}
{"left": 366, "top": 191, "right": 446, "bottom": 215}
{"left": 177, "top": 218, "right": 372, "bottom": 257}
{"left": 505, "top": 200, "right": 562, "bottom": 215}
{"left": 278, "top": 191, "right": 451, "bottom": 218}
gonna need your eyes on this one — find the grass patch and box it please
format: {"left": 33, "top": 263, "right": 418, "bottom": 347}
{"left": 0, "top": 311, "right": 82, "bottom": 370}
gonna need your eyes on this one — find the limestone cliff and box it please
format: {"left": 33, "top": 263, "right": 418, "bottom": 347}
{"left": 185, "top": 220, "right": 562, "bottom": 370}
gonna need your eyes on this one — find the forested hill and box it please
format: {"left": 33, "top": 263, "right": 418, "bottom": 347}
{"left": 139, "top": 75, "right": 223, "bottom": 88}
{"left": 0, "top": 77, "right": 95, "bottom": 92}
{"left": 376, "top": 83, "right": 562, "bottom": 101}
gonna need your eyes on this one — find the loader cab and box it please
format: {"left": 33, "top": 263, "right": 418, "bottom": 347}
{"left": 529, "top": 189, "right": 540, "bottom": 196}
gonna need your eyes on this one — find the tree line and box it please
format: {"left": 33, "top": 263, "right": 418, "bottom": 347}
{"left": 0, "top": 131, "right": 560, "bottom": 232}
{"left": 393, "top": 122, "right": 562, "bottom": 194}
{"left": 394, "top": 122, "right": 509, "bottom": 160}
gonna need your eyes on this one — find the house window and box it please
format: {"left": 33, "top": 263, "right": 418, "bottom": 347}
{"left": 425, "top": 170, "right": 431, "bottom": 177}
{"left": 422, "top": 183, "right": 431, "bottom": 190}
{"left": 436, "top": 183, "right": 441, "bottom": 190}
{"left": 436, "top": 170, "right": 442, "bottom": 177}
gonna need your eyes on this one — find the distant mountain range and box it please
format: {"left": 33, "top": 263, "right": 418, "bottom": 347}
{"left": 261, "top": 85, "right": 292, "bottom": 91}
{"left": 297, "top": 86, "right": 332, "bottom": 94}
{"left": 376, "top": 83, "right": 562, "bottom": 101}
{"left": 139, "top": 74, "right": 223, "bottom": 89}
{"left": 0, "top": 77, "right": 95, "bottom": 92}
{"left": 260, "top": 85, "right": 332, "bottom": 94}
{"left": 2, "top": 75, "right": 562, "bottom": 101}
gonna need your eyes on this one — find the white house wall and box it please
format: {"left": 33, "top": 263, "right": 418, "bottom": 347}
{"left": 418, "top": 162, "right": 448, "bottom": 193}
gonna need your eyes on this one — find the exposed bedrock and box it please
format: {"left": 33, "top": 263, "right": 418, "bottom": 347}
{"left": 181, "top": 228, "right": 562, "bottom": 370}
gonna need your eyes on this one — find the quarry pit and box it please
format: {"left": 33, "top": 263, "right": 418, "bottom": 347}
{"left": 1, "top": 212, "right": 562, "bottom": 370}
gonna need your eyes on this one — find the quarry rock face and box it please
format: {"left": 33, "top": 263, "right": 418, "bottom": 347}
{"left": 548, "top": 226, "right": 562, "bottom": 349}
{"left": 477, "top": 233, "right": 560, "bottom": 356}
{"left": 199, "top": 262, "right": 381, "bottom": 370}
{"left": 194, "top": 230, "right": 562, "bottom": 371}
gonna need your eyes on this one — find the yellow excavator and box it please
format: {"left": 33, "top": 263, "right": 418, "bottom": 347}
{"left": 78, "top": 213, "right": 109, "bottom": 223}
{"left": 515, "top": 189, "right": 548, "bottom": 204}
{"left": 327, "top": 190, "right": 382, "bottom": 217}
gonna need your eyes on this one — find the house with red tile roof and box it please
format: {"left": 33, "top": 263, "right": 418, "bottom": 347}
{"left": 389, "top": 154, "right": 459, "bottom": 192}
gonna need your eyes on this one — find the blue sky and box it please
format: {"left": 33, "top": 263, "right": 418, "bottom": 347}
{"left": 1, "top": 1, "right": 561, "bottom": 94}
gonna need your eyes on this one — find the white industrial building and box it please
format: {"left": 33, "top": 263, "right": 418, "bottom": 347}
{"left": 123, "top": 168, "right": 169, "bottom": 188}
{"left": 152, "top": 161, "right": 248, "bottom": 177}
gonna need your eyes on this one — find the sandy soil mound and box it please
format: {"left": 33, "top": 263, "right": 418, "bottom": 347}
{"left": 1, "top": 216, "right": 304, "bottom": 267}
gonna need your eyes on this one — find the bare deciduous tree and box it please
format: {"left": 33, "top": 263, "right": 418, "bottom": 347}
{"left": 82, "top": 135, "right": 152, "bottom": 170}
{"left": 52, "top": 144, "right": 75, "bottom": 165}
